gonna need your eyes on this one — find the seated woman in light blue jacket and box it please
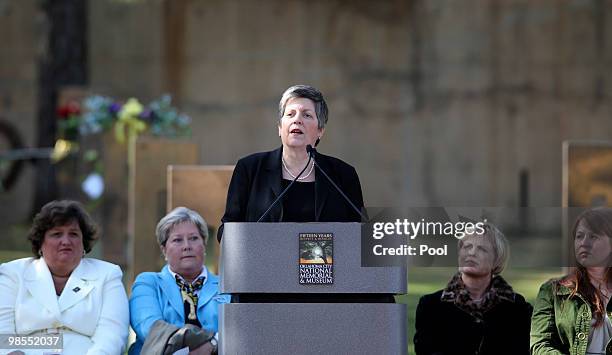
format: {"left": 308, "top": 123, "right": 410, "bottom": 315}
{"left": 129, "top": 207, "right": 229, "bottom": 355}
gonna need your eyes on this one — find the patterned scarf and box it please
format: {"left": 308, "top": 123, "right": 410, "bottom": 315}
{"left": 175, "top": 275, "right": 205, "bottom": 326}
{"left": 440, "top": 272, "right": 516, "bottom": 320}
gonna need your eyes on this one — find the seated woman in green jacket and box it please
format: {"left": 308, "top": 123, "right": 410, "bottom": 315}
{"left": 531, "top": 207, "right": 612, "bottom": 355}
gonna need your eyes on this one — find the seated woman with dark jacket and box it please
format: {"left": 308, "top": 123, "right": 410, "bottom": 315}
{"left": 414, "top": 223, "right": 532, "bottom": 355}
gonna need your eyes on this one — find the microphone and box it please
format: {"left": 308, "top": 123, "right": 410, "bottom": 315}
{"left": 306, "top": 144, "right": 316, "bottom": 156}
{"left": 256, "top": 151, "right": 312, "bottom": 222}
{"left": 306, "top": 145, "right": 369, "bottom": 222}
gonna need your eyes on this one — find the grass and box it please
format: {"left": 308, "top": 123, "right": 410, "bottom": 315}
{"left": 398, "top": 267, "right": 562, "bottom": 355}
{"left": 0, "top": 250, "right": 31, "bottom": 263}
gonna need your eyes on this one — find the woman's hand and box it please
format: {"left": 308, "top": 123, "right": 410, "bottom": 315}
{"left": 189, "top": 341, "right": 214, "bottom": 355}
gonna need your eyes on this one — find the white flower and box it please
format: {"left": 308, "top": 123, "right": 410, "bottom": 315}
{"left": 82, "top": 173, "right": 104, "bottom": 199}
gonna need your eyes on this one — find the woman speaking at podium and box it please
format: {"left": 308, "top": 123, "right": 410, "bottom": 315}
{"left": 218, "top": 84, "right": 365, "bottom": 241}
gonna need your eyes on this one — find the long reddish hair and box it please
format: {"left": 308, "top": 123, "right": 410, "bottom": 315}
{"left": 559, "top": 207, "right": 612, "bottom": 326}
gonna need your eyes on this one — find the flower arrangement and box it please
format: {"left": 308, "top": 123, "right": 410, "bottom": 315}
{"left": 55, "top": 94, "right": 192, "bottom": 200}
{"left": 57, "top": 94, "right": 191, "bottom": 143}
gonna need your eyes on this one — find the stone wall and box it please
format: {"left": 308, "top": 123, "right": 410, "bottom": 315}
{"left": 0, "top": 0, "right": 43, "bottom": 227}
{"left": 2, "top": 0, "right": 612, "bottom": 233}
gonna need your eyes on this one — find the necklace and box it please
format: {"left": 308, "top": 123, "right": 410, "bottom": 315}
{"left": 282, "top": 157, "right": 314, "bottom": 180}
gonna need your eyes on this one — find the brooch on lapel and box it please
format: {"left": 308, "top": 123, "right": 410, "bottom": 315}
{"left": 72, "top": 287, "right": 81, "bottom": 293}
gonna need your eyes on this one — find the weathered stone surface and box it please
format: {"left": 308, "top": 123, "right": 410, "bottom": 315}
{"left": 3, "top": 0, "right": 612, "bottom": 240}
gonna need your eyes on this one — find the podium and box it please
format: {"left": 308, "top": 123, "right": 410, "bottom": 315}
{"left": 218, "top": 222, "right": 407, "bottom": 354}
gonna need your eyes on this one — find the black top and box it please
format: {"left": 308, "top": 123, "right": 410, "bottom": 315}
{"left": 218, "top": 146, "right": 365, "bottom": 241}
{"left": 281, "top": 179, "right": 315, "bottom": 222}
{"left": 414, "top": 289, "right": 532, "bottom": 355}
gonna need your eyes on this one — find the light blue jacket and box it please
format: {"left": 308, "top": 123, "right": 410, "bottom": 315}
{"left": 128, "top": 265, "right": 229, "bottom": 355}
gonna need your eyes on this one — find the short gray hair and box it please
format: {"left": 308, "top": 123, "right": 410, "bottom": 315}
{"left": 458, "top": 222, "right": 510, "bottom": 275}
{"left": 278, "top": 85, "right": 328, "bottom": 129}
{"left": 156, "top": 207, "right": 209, "bottom": 246}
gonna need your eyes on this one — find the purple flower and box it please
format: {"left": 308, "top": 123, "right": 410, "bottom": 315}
{"left": 109, "top": 102, "right": 122, "bottom": 115}
{"left": 139, "top": 109, "right": 153, "bottom": 122}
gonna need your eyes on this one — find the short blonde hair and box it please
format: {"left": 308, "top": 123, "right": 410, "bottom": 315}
{"left": 458, "top": 222, "right": 509, "bottom": 275}
{"left": 156, "top": 207, "right": 209, "bottom": 246}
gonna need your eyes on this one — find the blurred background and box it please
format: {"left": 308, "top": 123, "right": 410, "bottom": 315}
{"left": 1, "top": 0, "right": 612, "bottom": 352}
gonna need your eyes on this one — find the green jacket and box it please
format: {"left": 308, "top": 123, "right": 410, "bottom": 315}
{"left": 530, "top": 279, "right": 612, "bottom": 355}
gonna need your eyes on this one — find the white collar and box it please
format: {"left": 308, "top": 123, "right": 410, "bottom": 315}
{"left": 168, "top": 265, "right": 207, "bottom": 284}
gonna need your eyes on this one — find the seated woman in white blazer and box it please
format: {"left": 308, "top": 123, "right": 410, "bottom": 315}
{"left": 0, "top": 200, "right": 129, "bottom": 355}
{"left": 129, "top": 207, "right": 229, "bottom": 355}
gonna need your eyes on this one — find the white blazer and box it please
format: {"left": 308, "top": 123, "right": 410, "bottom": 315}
{"left": 0, "top": 257, "right": 129, "bottom": 355}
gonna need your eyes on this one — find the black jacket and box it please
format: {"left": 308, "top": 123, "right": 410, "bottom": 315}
{"left": 217, "top": 147, "right": 365, "bottom": 241}
{"left": 414, "top": 289, "right": 533, "bottom": 355}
